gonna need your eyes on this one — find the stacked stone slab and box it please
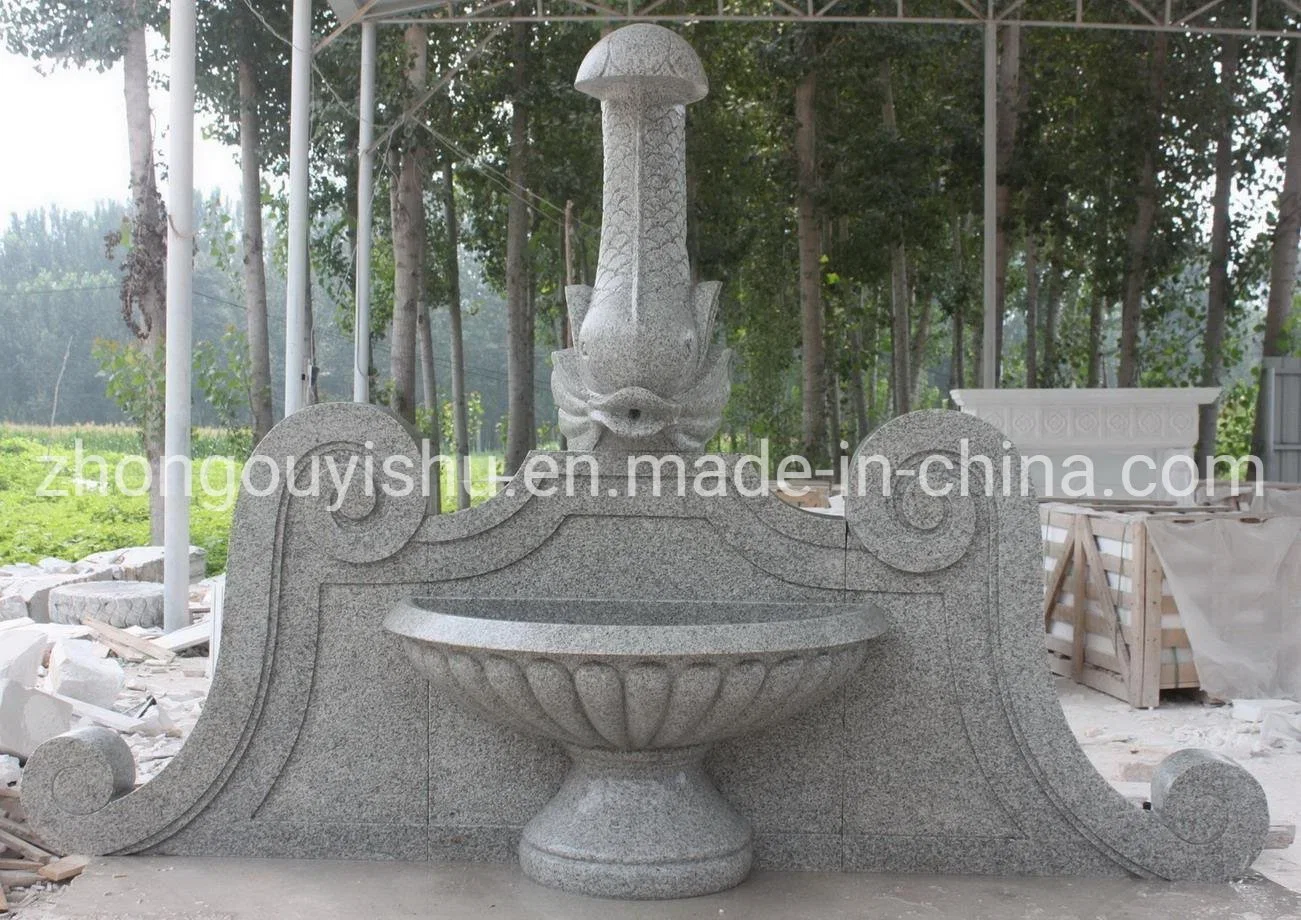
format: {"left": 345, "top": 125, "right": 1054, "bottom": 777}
{"left": 48, "top": 581, "right": 165, "bottom": 629}
{"left": 0, "top": 565, "right": 116, "bottom": 623}
{"left": 79, "top": 546, "right": 207, "bottom": 584}
{"left": 1, "top": 546, "right": 205, "bottom": 623}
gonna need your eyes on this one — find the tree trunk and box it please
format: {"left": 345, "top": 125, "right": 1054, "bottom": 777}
{"left": 890, "top": 244, "right": 911, "bottom": 416}
{"left": 909, "top": 289, "right": 932, "bottom": 405}
{"left": 881, "top": 58, "right": 911, "bottom": 417}
{"left": 1197, "top": 36, "right": 1240, "bottom": 467}
{"left": 443, "top": 157, "right": 471, "bottom": 510}
{"left": 304, "top": 270, "right": 319, "bottom": 406}
{"left": 504, "top": 23, "right": 534, "bottom": 475}
{"left": 993, "top": 25, "right": 1022, "bottom": 384}
{"left": 389, "top": 25, "right": 427, "bottom": 425}
{"left": 795, "top": 63, "right": 824, "bottom": 461}
{"left": 558, "top": 199, "right": 575, "bottom": 452}
{"left": 951, "top": 309, "right": 965, "bottom": 394}
{"left": 1253, "top": 44, "right": 1301, "bottom": 462}
{"left": 418, "top": 304, "right": 437, "bottom": 419}
{"left": 866, "top": 289, "right": 881, "bottom": 428}
{"left": 827, "top": 370, "right": 842, "bottom": 469}
{"left": 238, "top": 55, "right": 273, "bottom": 447}
{"left": 417, "top": 302, "right": 441, "bottom": 513}
{"left": 1088, "top": 295, "right": 1103, "bottom": 387}
{"left": 1041, "top": 255, "right": 1063, "bottom": 387}
{"left": 1024, "top": 232, "right": 1039, "bottom": 388}
{"left": 849, "top": 289, "right": 870, "bottom": 445}
{"left": 825, "top": 292, "right": 842, "bottom": 463}
{"left": 951, "top": 213, "right": 966, "bottom": 393}
{"left": 124, "top": 18, "right": 166, "bottom": 545}
{"left": 1118, "top": 31, "right": 1169, "bottom": 387}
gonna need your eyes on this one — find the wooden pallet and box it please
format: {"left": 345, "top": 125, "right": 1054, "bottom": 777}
{"left": 1041, "top": 504, "right": 1199, "bottom": 708}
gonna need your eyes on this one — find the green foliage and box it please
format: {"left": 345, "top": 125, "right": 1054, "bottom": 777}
{"left": 0, "top": 0, "right": 163, "bottom": 70}
{"left": 5, "top": 14, "right": 1299, "bottom": 458}
{"left": 1213, "top": 379, "right": 1259, "bottom": 474}
{"left": 418, "top": 391, "right": 486, "bottom": 450}
{"left": 434, "top": 453, "right": 504, "bottom": 514}
{"left": 0, "top": 429, "right": 234, "bottom": 575}
{"left": 91, "top": 339, "right": 164, "bottom": 452}
{"left": 0, "top": 424, "right": 514, "bottom": 571}
{"left": 193, "top": 326, "right": 255, "bottom": 458}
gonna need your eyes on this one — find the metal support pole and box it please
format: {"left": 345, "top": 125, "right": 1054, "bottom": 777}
{"left": 354, "top": 20, "right": 377, "bottom": 404}
{"left": 163, "top": 0, "right": 196, "bottom": 633}
{"left": 982, "top": 20, "right": 998, "bottom": 389}
{"left": 285, "top": 0, "right": 313, "bottom": 416}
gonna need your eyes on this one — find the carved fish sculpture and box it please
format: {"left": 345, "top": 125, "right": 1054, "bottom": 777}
{"left": 552, "top": 24, "right": 732, "bottom": 452}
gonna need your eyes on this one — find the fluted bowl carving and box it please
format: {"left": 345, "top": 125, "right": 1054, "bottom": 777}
{"left": 384, "top": 597, "right": 884, "bottom": 751}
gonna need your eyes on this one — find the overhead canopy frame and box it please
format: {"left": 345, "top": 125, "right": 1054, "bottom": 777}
{"left": 284, "top": 0, "right": 1301, "bottom": 416}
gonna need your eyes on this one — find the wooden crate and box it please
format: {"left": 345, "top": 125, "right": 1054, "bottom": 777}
{"left": 1040, "top": 503, "right": 1200, "bottom": 708}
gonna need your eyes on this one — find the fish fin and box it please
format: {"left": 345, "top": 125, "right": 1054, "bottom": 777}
{"left": 692, "top": 281, "right": 722, "bottom": 356}
{"left": 566, "top": 284, "right": 593, "bottom": 337}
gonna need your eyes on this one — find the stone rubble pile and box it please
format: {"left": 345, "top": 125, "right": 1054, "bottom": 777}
{"left": 0, "top": 546, "right": 206, "bottom": 624}
{"left": 0, "top": 576, "right": 219, "bottom": 910}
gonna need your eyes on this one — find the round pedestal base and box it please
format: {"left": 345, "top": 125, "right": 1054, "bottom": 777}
{"left": 519, "top": 745, "right": 753, "bottom": 900}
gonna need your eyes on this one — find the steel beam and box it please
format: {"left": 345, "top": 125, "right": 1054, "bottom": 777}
{"left": 285, "top": 0, "right": 314, "bottom": 417}
{"left": 164, "top": 0, "right": 196, "bottom": 633}
{"left": 982, "top": 19, "right": 998, "bottom": 389}
{"left": 354, "top": 20, "right": 378, "bottom": 404}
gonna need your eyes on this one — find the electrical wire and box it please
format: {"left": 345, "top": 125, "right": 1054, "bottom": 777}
{"left": 0, "top": 285, "right": 119, "bottom": 297}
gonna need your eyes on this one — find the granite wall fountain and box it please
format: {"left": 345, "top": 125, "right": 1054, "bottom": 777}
{"left": 23, "top": 22, "right": 1270, "bottom": 902}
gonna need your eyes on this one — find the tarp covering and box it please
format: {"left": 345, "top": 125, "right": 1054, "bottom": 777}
{"left": 1146, "top": 517, "right": 1301, "bottom": 701}
{"left": 1250, "top": 486, "right": 1301, "bottom": 516}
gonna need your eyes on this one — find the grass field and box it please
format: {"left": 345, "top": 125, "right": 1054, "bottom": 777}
{"left": 0, "top": 424, "right": 506, "bottom": 576}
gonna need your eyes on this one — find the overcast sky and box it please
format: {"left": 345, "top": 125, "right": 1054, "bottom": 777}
{"left": 0, "top": 46, "right": 242, "bottom": 221}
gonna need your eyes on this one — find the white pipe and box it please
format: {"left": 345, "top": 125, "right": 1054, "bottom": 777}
{"left": 982, "top": 20, "right": 998, "bottom": 389}
{"left": 285, "top": 0, "right": 313, "bottom": 416}
{"left": 354, "top": 20, "right": 377, "bottom": 403}
{"left": 163, "top": 0, "right": 196, "bottom": 634}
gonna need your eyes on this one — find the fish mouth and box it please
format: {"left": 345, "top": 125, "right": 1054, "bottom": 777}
{"left": 588, "top": 386, "right": 679, "bottom": 439}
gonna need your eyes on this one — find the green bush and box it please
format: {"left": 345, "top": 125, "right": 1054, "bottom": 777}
{"left": 0, "top": 430, "right": 236, "bottom": 575}
{"left": 0, "top": 425, "right": 508, "bottom": 572}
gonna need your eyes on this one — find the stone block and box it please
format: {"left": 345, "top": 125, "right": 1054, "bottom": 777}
{"left": 48, "top": 580, "right": 165, "bottom": 629}
{"left": 0, "top": 679, "right": 73, "bottom": 759}
{"left": 47, "top": 640, "right": 124, "bottom": 709}
{"left": 0, "top": 567, "right": 116, "bottom": 623}
{"left": 0, "top": 628, "right": 51, "bottom": 687}
{"left": 0, "top": 563, "right": 42, "bottom": 579}
{"left": 0, "top": 753, "right": 21, "bottom": 789}
{"left": 0, "top": 595, "right": 27, "bottom": 622}
{"left": 79, "top": 546, "right": 207, "bottom": 583}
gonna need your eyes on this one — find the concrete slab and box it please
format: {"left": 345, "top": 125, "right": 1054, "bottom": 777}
{"left": 27, "top": 858, "right": 1301, "bottom": 920}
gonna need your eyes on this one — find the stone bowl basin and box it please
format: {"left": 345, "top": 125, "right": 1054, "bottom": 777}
{"left": 384, "top": 597, "right": 884, "bottom": 751}
{"left": 383, "top": 596, "right": 885, "bottom": 900}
